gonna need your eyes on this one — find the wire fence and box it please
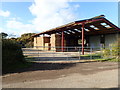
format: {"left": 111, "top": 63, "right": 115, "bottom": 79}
{"left": 22, "top": 46, "right": 119, "bottom": 62}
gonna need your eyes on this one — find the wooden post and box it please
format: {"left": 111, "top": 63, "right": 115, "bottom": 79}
{"left": 82, "top": 23, "right": 85, "bottom": 55}
{"left": 61, "top": 31, "right": 64, "bottom": 52}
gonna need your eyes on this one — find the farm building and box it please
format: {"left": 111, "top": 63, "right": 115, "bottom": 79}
{"left": 33, "top": 15, "right": 120, "bottom": 54}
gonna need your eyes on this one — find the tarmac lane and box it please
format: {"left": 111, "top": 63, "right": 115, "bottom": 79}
{"left": 2, "top": 61, "right": 118, "bottom": 88}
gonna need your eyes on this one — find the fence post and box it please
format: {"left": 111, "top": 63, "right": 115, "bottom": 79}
{"left": 110, "top": 46, "right": 112, "bottom": 58}
{"left": 100, "top": 46, "right": 103, "bottom": 59}
{"left": 38, "top": 49, "right": 39, "bottom": 60}
{"left": 79, "top": 47, "right": 81, "bottom": 60}
{"left": 67, "top": 47, "right": 68, "bottom": 60}
{"left": 90, "top": 47, "right": 92, "bottom": 59}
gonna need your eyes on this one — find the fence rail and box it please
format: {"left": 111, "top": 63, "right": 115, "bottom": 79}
{"left": 22, "top": 46, "right": 119, "bottom": 62}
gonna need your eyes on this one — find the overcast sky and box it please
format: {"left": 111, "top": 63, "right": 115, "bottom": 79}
{"left": 0, "top": 0, "right": 119, "bottom": 37}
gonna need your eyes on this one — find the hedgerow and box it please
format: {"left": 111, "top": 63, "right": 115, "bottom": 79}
{"left": 2, "top": 39, "right": 25, "bottom": 73}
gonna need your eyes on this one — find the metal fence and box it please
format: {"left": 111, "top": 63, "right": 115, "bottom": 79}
{"left": 22, "top": 46, "right": 119, "bottom": 62}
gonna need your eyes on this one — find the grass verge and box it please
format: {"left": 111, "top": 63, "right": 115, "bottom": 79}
{"left": 80, "top": 54, "right": 120, "bottom": 62}
{"left": 95, "top": 58, "right": 120, "bottom": 62}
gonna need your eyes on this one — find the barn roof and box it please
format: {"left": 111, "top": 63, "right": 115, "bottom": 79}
{"left": 33, "top": 15, "right": 120, "bottom": 37}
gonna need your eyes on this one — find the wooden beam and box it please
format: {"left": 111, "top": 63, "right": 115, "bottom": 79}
{"left": 85, "top": 28, "right": 118, "bottom": 35}
{"left": 92, "top": 23, "right": 108, "bottom": 30}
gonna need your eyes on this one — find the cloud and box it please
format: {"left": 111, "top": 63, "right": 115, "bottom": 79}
{"left": 29, "top": 0, "right": 79, "bottom": 32}
{"left": 6, "top": 18, "right": 35, "bottom": 36}
{"left": 3, "top": 0, "right": 80, "bottom": 36}
{"left": 0, "top": 9, "right": 10, "bottom": 17}
{"left": 74, "top": 4, "right": 80, "bottom": 8}
{"left": 0, "top": 27, "right": 4, "bottom": 32}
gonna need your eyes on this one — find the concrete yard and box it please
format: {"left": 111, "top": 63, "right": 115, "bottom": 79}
{"left": 2, "top": 61, "right": 118, "bottom": 88}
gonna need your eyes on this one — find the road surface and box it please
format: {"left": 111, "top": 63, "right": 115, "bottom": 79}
{"left": 2, "top": 61, "right": 118, "bottom": 88}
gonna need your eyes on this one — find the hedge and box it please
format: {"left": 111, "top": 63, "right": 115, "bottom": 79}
{"left": 2, "top": 39, "right": 25, "bottom": 73}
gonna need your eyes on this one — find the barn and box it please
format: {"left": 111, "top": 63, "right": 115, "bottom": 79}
{"left": 33, "top": 15, "right": 120, "bottom": 55}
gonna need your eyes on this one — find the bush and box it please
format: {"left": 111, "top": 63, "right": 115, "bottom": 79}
{"left": 102, "top": 41, "right": 120, "bottom": 61}
{"left": 102, "top": 48, "right": 111, "bottom": 58}
{"left": 2, "top": 39, "right": 25, "bottom": 73}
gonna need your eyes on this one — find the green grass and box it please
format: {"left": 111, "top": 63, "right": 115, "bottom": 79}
{"left": 80, "top": 54, "right": 91, "bottom": 57}
{"left": 24, "top": 56, "right": 35, "bottom": 61}
{"left": 80, "top": 53, "right": 102, "bottom": 59}
{"left": 80, "top": 53, "right": 120, "bottom": 62}
{"left": 80, "top": 53, "right": 101, "bottom": 56}
{"left": 95, "top": 58, "right": 120, "bottom": 62}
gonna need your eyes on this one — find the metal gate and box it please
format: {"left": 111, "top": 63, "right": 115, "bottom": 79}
{"left": 22, "top": 46, "right": 105, "bottom": 63}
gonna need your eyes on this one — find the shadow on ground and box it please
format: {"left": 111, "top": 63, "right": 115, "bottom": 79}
{"left": 2, "top": 62, "right": 76, "bottom": 75}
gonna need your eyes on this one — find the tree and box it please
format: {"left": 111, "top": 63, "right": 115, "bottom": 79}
{"left": 0, "top": 32, "right": 8, "bottom": 39}
{"left": 16, "top": 33, "right": 36, "bottom": 47}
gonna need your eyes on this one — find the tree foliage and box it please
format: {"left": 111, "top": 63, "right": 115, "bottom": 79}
{"left": 16, "top": 33, "right": 36, "bottom": 47}
{"left": 0, "top": 32, "right": 8, "bottom": 39}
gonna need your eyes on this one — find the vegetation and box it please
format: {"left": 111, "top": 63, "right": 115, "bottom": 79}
{"left": 95, "top": 58, "right": 119, "bottom": 62}
{"left": 0, "top": 32, "right": 8, "bottom": 39}
{"left": 80, "top": 53, "right": 102, "bottom": 60}
{"left": 102, "top": 41, "right": 120, "bottom": 61}
{"left": 1, "top": 32, "right": 34, "bottom": 73}
{"left": 80, "top": 39, "right": 120, "bottom": 62}
{"left": 80, "top": 51, "right": 119, "bottom": 62}
{"left": 2, "top": 39, "right": 25, "bottom": 73}
{"left": 0, "top": 32, "right": 36, "bottom": 48}
{"left": 16, "top": 33, "right": 36, "bottom": 48}
{"left": 24, "top": 56, "right": 35, "bottom": 61}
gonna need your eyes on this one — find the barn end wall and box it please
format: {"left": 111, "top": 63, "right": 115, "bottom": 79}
{"left": 118, "top": 33, "right": 120, "bottom": 46}
{"left": 89, "top": 35, "right": 101, "bottom": 49}
{"left": 105, "top": 33, "right": 118, "bottom": 48}
{"left": 89, "top": 33, "right": 119, "bottom": 49}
